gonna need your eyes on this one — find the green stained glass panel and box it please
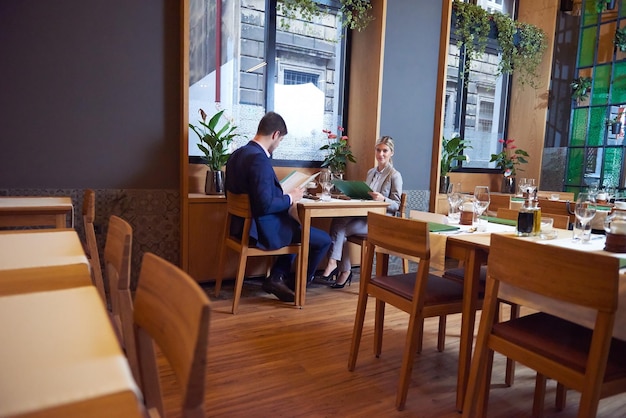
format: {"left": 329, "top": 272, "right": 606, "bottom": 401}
{"left": 591, "top": 65, "right": 610, "bottom": 105}
{"left": 582, "top": 0, "right": 599, "bottom": 26}
{"left": 571, "top": 108, "right": 588, "bottom": 146}
{"left": 579, "top": 27, "right": 596, "bottom": 67}
{"left": 567, "top": 148, "right": 584, "bottom": 185}
{"left": 612, "top": 62, "right": 626, "bottom": 103}
{"left": 603, "top": 147, "right": 622, "bottom": 187}
{"left": 588, "top": 107, "right": 606, "bottom": 145}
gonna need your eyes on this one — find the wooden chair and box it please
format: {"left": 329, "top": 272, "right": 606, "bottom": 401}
{"left": 103, "top": 215, "right": 137, "bottom": 380}
{"left": 134, "top": 252, "right": 211, "bottom": 418}
{"left": 347, "top": 192, "right": 408, "bottom": 272}
{"left": 497, "top": 207, "right": 570, "bottom": 229}
{"left": 487, "top": 193, "right": 512, "bottom": 216}
{"left": 82, "top": 189, "right": 106, "bottom": 303}
{"left": 462, "top": 234, "right": 626, "bottom": 417}
{"left": 214, "top": 192, "right": 302, "bottom": 314}
{"left": 348, "top": 212, "right": 465, "bottom": 410}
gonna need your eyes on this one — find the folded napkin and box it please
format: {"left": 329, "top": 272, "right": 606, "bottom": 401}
{"left": 591, "top": 204, "right": 612, "bottom": 211}
{"left": 481, "top": 216, "right": 517, "bottom": 226}
{"left": 428, "top": 222, "right": 460, "bottom": 232}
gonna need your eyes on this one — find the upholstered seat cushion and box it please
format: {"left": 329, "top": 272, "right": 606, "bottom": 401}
{"left": 371, "top": 273, "right": 464, "bottom": 303}
{"left": 443, "top": 265, "right": 487, "bottom": 284}
{"left": 493, "top": 312, "right": 626, "bottom": 382}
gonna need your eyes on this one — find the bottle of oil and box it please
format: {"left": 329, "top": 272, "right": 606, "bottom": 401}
{"left": 532, "top": 192, "right": 541, "bottom": 236}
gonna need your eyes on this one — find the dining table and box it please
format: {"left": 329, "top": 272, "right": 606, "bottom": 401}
{"left": 433, "top": 219, "right": 626, "bottom": 411}
{"left": 0, "top": 286, "right": 144, "bottom": 417}
{"left": 0, "top": 196, "right": 74, "bottom": 229}
{"left": 295, "top": 198, "right": 389, "bottom": 307}
{"left": 0, "top": 229, "right": 92, "bottom": 295}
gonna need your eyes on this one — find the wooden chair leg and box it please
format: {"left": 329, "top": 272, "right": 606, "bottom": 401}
{"left": 231, "top": 254, "right": 249, "bottom": 314}
{"left": 437, "top": 315, "right": 447, "bottom": 352}
{"left": 396, "top": 311, "right": 423, "bottom": 411}
{"left": 374, "top": 299, "right": 385, "bottom": 357}
{"left": 555, "top": 382, "right": 567, "bottom": 411}
{"left": 417, "top": 320, "right": 423, "bottom": 354}
{"left": 505, "top": 302, "right": 520, "bottom": 386}
{"left": 532, "top": 373, "right": 547, "bottom": 418}
{"left": 348, "top": 292, "right": 369, "bottom": 371}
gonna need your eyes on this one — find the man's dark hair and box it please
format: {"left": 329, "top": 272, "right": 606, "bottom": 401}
{"left": 257, "top": 111, "right": 288, "bottom": 137}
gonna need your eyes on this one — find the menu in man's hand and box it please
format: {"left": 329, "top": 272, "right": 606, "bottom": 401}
{"left": 280, "top": 170, "right": 320, "bottom": 193}
{"left": 331, "top": 180, "right": 373, "bottom": 200}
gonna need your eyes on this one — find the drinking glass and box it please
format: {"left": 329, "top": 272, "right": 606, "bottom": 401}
{"left": 446, "top": 182, "right": 463, "bottom": 223}
{"left": 319, "top": 169, "right": 333, "bottom": 201}
{"left": 574, "top": 192, "right": 596, "bottom": 243}
{"left": 523, "top": 178, "right": 536, "bottom": 196}
{"left": 517, "top": 177, "right": 528, "bottom": 197}
{"left": 473, "top": 186, "right": 490, "bottom": 230}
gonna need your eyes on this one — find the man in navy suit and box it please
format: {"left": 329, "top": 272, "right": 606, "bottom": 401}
{"left": 225, "top": 112, "right": 331, "bottom": 302}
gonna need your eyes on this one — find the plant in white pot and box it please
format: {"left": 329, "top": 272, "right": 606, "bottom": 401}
{"left": 440, "top": 134, "right": 471, "bottom": 193}
{"left": 189, "top": 108, "right": 237, "bottom": 195}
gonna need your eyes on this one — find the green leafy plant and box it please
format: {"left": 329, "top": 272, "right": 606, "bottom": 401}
{"left": 570, "top": 76, "right": 592, "bottom": 102}
{"left": 607, "top": 109, "right": 624, "bottom": 125}
{"left": 452, "top": 0, "right": 547, "bottom": 88}
{"left": 490, "top": 138, "right": 529, "bottom": 177}
{"left": 319, "top": 126, "right": 356, "bottom": 174}
{"left": 189, "top": 108, "right": 237, "bottom": 171}
{"left": 615, "top": 27, "right": 626, "bottom": 52}
{"left": 277, "top": 0, "right": 373, "bottom": 31}
{"left": 596, "top": 0, "right": 610, "bottom": 13}
{"left": 440, "top": 134, "right": 472, "bottom": 176}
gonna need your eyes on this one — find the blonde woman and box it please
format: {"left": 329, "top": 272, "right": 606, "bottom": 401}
{"left": 317, "top": 136, "right": 403, "bottom": 288}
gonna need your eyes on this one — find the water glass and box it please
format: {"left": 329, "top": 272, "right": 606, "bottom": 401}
{"left": 319, "top": 169, "right": 332, "bottom": 201}
{"left": 539, "top": 217, "right": 556, "bottom": 239}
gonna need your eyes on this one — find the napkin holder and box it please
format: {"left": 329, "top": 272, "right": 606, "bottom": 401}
{"left": 604, "top": 233, "right": 626, "bottom": 253}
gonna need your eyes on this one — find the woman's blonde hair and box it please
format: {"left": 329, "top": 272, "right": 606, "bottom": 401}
{"left": 376, "top": 136, "right": 395, "bottom": 154}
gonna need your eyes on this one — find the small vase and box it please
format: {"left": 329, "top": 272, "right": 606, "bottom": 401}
{"left": 501, "top": 176, "right": 516, "bottom": 194}
{"left": 205, "top": 169, "right": 225, "bottom": 195}
{"left": 611, "top": 122, "right": 622, "bottom": 135}
{"left": 439, "top": 175, "right": 450, "bottom": 194}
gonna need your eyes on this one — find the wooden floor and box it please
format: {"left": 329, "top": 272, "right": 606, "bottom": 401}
{"left": 157, "top": 277, "right": 626, "bottom": 417}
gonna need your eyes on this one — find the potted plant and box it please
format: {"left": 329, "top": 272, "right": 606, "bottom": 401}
{"left": 607, "top": 110, "right": 624, "bottom": 135}
{"left": 319, "top": 126, "right": 356, "bottom": 179}
{"left": 570, "top": 76, "right": 592, "bottom": 102}
{"left": 595, "top": 0, "right": 616, "bottom": 13}
{"left": 615, "top": 27, "right": 626, "bottom": 52}
{"left": 440, "top": 134, "right": 472, "bottom": 193}
{"left": 189, "top": 108, "right": 237, "bottom": 195}
{"left": 277, "top": 0, "right": 373, "bottom": 31}
{"left": 451, "top": 0, "right": 491, "bottom": 79}
{"left": 489, "top": 138, "right": 529, "bottom": 193}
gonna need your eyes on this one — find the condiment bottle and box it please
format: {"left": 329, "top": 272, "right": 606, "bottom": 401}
{"left": 532, "top": 194, "right": 541, "bottom": 236}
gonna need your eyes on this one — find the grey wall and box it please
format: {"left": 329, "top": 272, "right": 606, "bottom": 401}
{"left": 380, "top": 0, "right": 442, "bottom": 191}
{"left": 0, "top": 0, "right": 180, "bottom": 189}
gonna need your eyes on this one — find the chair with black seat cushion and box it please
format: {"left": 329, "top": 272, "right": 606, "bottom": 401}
{"left": 214, "top": 192, "right": 302, "bottom": 314}
{"left": 348, "top": 212, "right": 465, "bottom": 411}
{"left": 134, "top": 252, "right": 211, "bottom": 418}
{"left": 462, "top": 234, "right": 626, "bottom": 417}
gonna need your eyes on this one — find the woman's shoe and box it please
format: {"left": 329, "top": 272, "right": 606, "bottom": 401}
{"left": 315, "top": 267, "right": 338, "bottom": 282}
{"left": 331, "top": 271, "right": 352, "bottom": 289}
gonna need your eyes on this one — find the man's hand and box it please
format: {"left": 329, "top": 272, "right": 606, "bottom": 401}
{"left": 289, "top": 186, "right": 305, "bottom": 204}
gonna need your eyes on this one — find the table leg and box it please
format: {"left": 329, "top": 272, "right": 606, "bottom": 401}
{"left": 296, "top": 209, "right": 311, "bottom": 308}
{"left": 456, "top": 248, "right": 487, "bottom": 411}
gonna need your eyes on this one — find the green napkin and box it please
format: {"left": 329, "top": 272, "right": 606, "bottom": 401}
{"left": 591, "top": 204, "right": 612, "bottom": 211}
{"left": 481, "top": 216, "right": 517, "bottom": 226}
{"left": 428, "top": 222, "right": 460, "bottom": 232}
{"left": 511, "top": 197, "right": 525, "bottom": 202}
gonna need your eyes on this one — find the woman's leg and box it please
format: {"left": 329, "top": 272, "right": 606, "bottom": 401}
{"left": 320, "top": 217, "right": 352, "bottom": 276}
{"left": 336, "top": 218, "right": 368, "bottom": 283}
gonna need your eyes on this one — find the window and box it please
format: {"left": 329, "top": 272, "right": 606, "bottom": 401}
{"left": 188, "top": 0, "right": 348, "bottom": 164}
{"left": 443, "top": 0, "right": 516, "bottom": 170}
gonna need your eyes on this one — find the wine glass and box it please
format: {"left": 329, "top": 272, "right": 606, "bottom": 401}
{"left": 446, "top": 182, "right": 463, "bottom": 223}
{"left": 517, "top": 177, "right": 528, "bottom": 197}
{"left": 319, "top": 169, "right": 332, "bottom": 201}
{"left": 574, "top": 192, "right": 596, "bottom": 243}
{"left": 473, "top": 186, "right": 490, "bottom": 230}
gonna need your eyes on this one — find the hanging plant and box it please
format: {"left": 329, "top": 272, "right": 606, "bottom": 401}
{"left": 570, "top": 76, "right": 592, "bottom": 102}
{"left": 277, "top": 0, "right": 373, "bottom": 32}
{"left": 615, "top": 27, "right": 626, "bottom": 52}
{"left": 451, "top": 0, "right": 547, "bottom": 88}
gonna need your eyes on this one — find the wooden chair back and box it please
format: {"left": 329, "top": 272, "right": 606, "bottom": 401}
{"left": 487, "top": 193, "right": 512, "bottom": 215}
{"left": 397, "top": 192, "right": 407, "bottom": 218}
{"left": 497, "top": 207, "right": 570, "bottom": 229}
{"left": 103, "top": 215, "right": 137, "bottom": 380}
{"left": 82, "top": 189, "right": 105, "bottom": 303}
{"left": 408, "top": 210, "right": 448, "bottom": 224}
{"left": 537, "top": 190, "right": 575, "bottom": 201}
{"left": 349, "top": 212, "right": 464, "bottom": 410}
{"left": 214, "top": 192, "right": 302, "bottom": 313}
{"left": 463, "top": 234, "right": 624, "bottom": 417}
{"left": 134, "top": 252, "right": 210, "bottom": 418}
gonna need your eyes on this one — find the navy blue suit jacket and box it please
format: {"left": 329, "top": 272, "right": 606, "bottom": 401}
{"left": 225, "top": 141, "right": 299, "bottom": 250}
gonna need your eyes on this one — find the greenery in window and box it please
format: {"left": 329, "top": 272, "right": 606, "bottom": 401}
{"left": 277, "top": 0, "right": 373, "bottom": 31}
{"left": 452, "top": 0, "right": 547, "bottom": 88}
{"left": 570, "top": 76, "right": 592, "bottom": 102}
{"left": 615, "top": 27, "right": 626, "bottom": 52}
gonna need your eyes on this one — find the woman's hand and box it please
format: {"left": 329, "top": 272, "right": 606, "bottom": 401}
{"left": 368, "top": 191, "right": 384, "bottom": 201}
